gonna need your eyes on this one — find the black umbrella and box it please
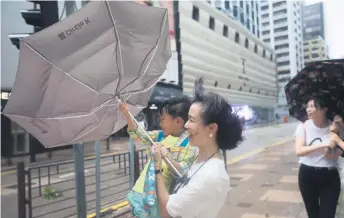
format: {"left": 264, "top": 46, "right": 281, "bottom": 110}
{"left": 284, "top": 59, "right": 344, "bottom": 122}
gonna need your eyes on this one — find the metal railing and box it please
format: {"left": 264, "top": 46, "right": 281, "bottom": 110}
{"left": 17, "top": 147, "right": 148, "bottom": 218}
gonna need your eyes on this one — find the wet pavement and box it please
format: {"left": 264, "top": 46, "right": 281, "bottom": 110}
{"left": 218, "top": 141, "right": 344, "bottom": 218}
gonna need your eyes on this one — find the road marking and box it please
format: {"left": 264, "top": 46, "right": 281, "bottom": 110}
{"left": 86, "top": 136, "right": 295, "bottom": 217}
{"left": 226, "top": 136, "right": 294, "bottom": 165}
{"left": 59, "top": 169, "right": 89, "bottom": 179}
{"left": 86, "top": 201, "right": 129, "bottom": 218}
{"left": 1, "top": 170, "right": 16, "bottom": 176}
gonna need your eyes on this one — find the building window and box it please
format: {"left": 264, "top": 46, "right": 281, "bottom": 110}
{"left": 270, "top": 54, "right": 273, "bottom": 61}
{"left": 278, "top": 70, "right": 290, "bottom": 75}
{"left": 235, "top": 32, "right": 240, "bottom": 43}
{"left": 263, "top": 39, "right": 270, "bottom": 43}
{"left": 275, "top": 44, "right": 289, "bottom": 49}
{"left": 262, "top": 22, "right": 269, "bottom": 27}
{"left": 223, "top": 25, "right": 228, "bottom": 37}
{"left": 262, "top": 30, "right": 270, "bottom": 35}
{"left": 273, "top": 1, "right": 286, "bottom": 8}
{"left": 273, "top": 9, "right": 287, "bottom": 16}
{"left": 277, "top": 61, "right": 290, "bottom": 66}
{"left": 262, "top": 13, "right": 269, "bottom": 18}
{"left": 209, "top": 17, "right": 215, "bottom": 30}
{"left": 225, "top": 0, "right": 230, "bottom": 10}
{"left": 261, "top": 5, "right": 268, "bottom": 10}
{"left": 240, "top": 0, "right": 243, "bottom": 8}
{"left": 192, "top": 6, "right": 199, "bottom": 21}
{"left": 274, "top": 26, "right": 288, "bottom": 33}
{"left": 254, "top": 44, "right": 258, "bottom": 53}
{"left": 276, "top": 52, "right": 289, "bottom": 58}
{"left": 263, "top": 50, "right": 266, "bottom": 58}
{"left": 274, "top": 18, "right": 287, "bottom": 25}
{"left": 233, "top": 6, "right": 238, "bottom": 17}
{"left": 304, "top": 55, "right": 310, "bottom": 59}
{"left": 312, "top": 54, "right": 319, "bottom": 58}
{"left": 275, "top": 35, "right": 288, "bottom": 41}
{"left": 245, "top": 38, "right": 249, "bottom": 48}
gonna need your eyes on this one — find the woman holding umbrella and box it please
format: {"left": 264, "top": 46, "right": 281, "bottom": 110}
{"left": 152, "top": 78, "right": 244, "bottom": 218}
{"left": 294, "top": 98, "right": 343, "bottom": 218}
{"left": 285, "top": 60, "right": 344, "bottom": 218}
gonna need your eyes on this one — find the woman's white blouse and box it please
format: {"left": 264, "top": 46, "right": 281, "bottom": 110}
{"left": 166, "top": 158, "right": 230, "bottom": 218}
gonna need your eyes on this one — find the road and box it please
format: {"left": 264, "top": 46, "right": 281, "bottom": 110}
{"left": 1, "top": 122, "right": 298, "bottom": 218}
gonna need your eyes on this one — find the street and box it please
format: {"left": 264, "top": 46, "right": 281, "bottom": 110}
{"left": 1, "top": 122, "right": 298, "bottom": 218}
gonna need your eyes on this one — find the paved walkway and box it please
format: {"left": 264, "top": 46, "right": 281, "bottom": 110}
{"left": 217, "top": 141, "right": 344, "bottom": 218}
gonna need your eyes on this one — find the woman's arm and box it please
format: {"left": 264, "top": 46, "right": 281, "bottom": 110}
{"left": 156, "top": 173, "right": 170, "bottom": 218}
{"left": 295, "top": 136, "right": 330, "bottom": 156}
{"left": 161, "top": 146, "right": 198, "bottom": 174}
{"left": 324, "top": 148, "right": 343, "bottom": 159}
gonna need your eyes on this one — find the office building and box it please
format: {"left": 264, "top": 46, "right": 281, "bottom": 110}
{"left": 303, "top": 2, "right": 325, "bottom": 40}
{"left": 209, "top": 0, "right": 261, "bottom": 38}
{"left": 259, "top": 0, "right": 304, "bottom": 106}
{"left": 304, "top": 36, "right": 329, "bottom": 65}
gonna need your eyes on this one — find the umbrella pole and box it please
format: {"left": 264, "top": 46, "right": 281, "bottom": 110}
{"left": 95, "top": 140, "right": 101, "bottom": 218}
{"left": 126, "top": 112, "right": 183, "bottom": 178}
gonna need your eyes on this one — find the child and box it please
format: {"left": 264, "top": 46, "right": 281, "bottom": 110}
{"left": 119, "top": 96, "right": 197, "bottom": 217}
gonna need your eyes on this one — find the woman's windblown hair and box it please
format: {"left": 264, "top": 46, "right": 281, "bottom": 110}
{"left": 193, "top": 77, "right": 244, "bottom": 150}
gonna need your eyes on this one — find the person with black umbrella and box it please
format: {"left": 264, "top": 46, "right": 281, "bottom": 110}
{"left": 294, "top": 97, "right": 343, "bottom": 218}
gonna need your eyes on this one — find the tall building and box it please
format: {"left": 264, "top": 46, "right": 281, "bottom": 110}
{"left": 209, "top": 0, "right": 261, "bottom": 39}
{"left": 304, "top": 36, "right": 329, "bottom": 65}
{"left": 303, "top": 2, "right": 328, "bottom": 65}
{"left": 303, "top": 2, "right": 325, "bottom": 40}
{"left": 259, "top": 0, "right": 304, "bottom": 106}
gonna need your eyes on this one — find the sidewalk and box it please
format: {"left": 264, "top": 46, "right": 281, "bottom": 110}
{"left": 217, "top": 141, "right": 344, "bottom": 218}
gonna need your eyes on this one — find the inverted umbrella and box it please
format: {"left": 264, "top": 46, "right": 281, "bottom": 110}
{"left": 284, "top": 59, "right": 344, "bottom": 122}
{"left": 3, "top": 0, "right": 171, "bottom": 148}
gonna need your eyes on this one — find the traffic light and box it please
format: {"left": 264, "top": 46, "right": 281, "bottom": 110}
{"left": 9, "top": 1, "right": 59, "bottom": 49}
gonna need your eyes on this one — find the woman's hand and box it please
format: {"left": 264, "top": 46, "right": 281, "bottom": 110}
{"left": 161, "top": 146, "right": 170, "bottom": 158}
{"left": 152, "top": 143, "right": 163, "bottom": 169}
{"left": 324, "top": 148, "right": 342, "bottom": 160}
{"left": 329, "top": 132, "right": 341, "bottom": 145}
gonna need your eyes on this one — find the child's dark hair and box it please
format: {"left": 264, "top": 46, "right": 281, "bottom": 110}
{"left": 193, "top": 77, "right": 244, "bottom": 150}
{"left": 159, "top": 95, "right": 192, "bottom": 123}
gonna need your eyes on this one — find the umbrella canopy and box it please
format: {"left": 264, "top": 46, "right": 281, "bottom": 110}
{"left": 3, "top": 1, "right": 171, "bottom": 148}
{"left": 284, "top": 59, "right": 344, "bottom": 122}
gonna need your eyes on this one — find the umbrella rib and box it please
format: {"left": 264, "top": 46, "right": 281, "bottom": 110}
{"left": 104, "top": 0, "right": 124, "bottom": 96}
{"left": 21, "top": 40, "right": 101, "bottom": 95}
{"left": 118, "top": 10, "right": 169, "bottom": 95}
{"left": 4, "top": 97, "right": 115, "bottom": 120}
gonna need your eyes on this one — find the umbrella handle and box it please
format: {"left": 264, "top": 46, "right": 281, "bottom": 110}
{"left": 126, "top": 111, "right": 183, "bottom": 178}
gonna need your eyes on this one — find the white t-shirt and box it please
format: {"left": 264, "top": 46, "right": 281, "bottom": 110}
{"left": 166, "top": 158, "right": 229, "bottom": 218}
{"left": 295, "top": 119, "right": 338, "bottom": 167}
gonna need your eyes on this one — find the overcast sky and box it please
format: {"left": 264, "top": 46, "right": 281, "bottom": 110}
{"left": 305, "top": 0, "right": 344, "bottom": 58}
